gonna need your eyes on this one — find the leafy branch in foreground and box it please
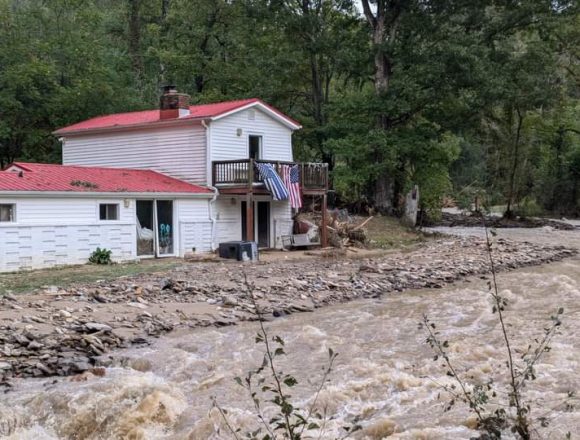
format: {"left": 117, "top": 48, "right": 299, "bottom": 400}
{"left": 212, "top": 274, "right": 361, "bottom": 440}
{"left": 421, "top": 217, "right": 574, "bottom": 439}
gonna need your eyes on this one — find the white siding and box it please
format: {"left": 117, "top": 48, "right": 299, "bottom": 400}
{"left": 177, "top": 199, "right": 213, "bottom": 254}
{"left": 210, "top": 108, "right": 294, "bottom": 164}
{"left": 214, "top": 197, "right": 243, "bottom": 244}
{"left": 213, "top": 196, "right": 293, "bottom": 249}
{"left": 272, "top": 200, "right": 293, "bottom": 248}
{"left": 0, "top": 197, "right": 136, "bottom": 272}
{"left": 62, "top": 123, "right": 207, "bottom": 185}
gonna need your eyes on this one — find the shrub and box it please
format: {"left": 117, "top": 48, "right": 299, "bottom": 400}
{"left": 455, "top": 187, "right": 488, "bottom": 213}
{"left": 88, "top": 247, "right": 113, "bottom": 265}
{"left": 514, "top": 196, "right": 543, "bottom": 218}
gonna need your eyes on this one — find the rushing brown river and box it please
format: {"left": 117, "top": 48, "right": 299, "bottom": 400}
{"left": 2, "top": 227, "right": 580, "bottom": 439}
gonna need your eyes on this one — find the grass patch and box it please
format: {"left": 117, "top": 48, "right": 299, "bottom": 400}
{"left": 0, "top": 259, "right": 182, "bottom": 295}
{"left": 365, "top": 215, "right": 429, "bottom": 249}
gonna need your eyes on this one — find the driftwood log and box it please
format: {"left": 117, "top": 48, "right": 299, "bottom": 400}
{"left": 323, "top": 214, "right": 373, "bottom": 247}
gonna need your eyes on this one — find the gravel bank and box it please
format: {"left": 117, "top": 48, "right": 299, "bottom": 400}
{"left": 424, "top": 211, "right": 577, "bottom": 230}
{"left": 0, "top": 236, "right": 576, "bottom": 382}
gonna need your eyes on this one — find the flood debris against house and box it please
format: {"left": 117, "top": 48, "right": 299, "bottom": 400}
{"left": 289, "top": 210, "right": 373, "bottom": 250}
{"left": 326, "top": 212, "right": 373, "bottom": 247}
{"left": 0, "top": 236, "right": 575, "bottom": 382}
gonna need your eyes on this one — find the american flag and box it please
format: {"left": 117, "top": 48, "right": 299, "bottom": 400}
{"left": 281, "top": 164, "right": 302, "bottom": 208}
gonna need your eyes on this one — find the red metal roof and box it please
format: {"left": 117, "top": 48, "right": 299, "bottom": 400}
{"left": 54, "top": 98, "right": 301, "bottom": 134}
{"left": 0, "top": 163, "right": 212, "bottom": 194}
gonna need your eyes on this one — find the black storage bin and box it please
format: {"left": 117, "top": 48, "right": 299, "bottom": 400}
{"left": 219, "top": 241, "right": 258, "bottom": 261}
{"left": 219, "top": 241, "right": 239, "bottom": 260}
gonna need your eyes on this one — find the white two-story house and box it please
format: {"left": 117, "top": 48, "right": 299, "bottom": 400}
{"left": 0, "top": 87, "right": 328, "bottom": 272}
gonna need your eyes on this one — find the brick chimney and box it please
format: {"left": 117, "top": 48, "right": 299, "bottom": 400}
{"left": 159, "top": 85, "right": 190, "bottom": 119}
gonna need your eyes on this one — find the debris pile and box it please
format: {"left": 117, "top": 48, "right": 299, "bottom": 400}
{"left": 326, "top": 211, "right": 373, "bottom": 247}
{"left": 0, "top": 314, "right": 126, "bottom": 380}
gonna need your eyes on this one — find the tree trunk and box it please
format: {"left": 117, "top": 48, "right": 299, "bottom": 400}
{"left": 128, "top": 0, "right": 144, "bottom": 81}
{"left": 374, "top": 173, "right": 394, "bottom": 212}
{"left": 310, "top": 53, "right": 324, "bottom": 127}
{"left": 299, "top": 0, "right": 331, "bottom": 172}
{"left": 158, "top": 0, "right": 170, "bottom": 86}
{"left": 373, "top": 18, "right": 390, "bottom": 97}
{"left": 361, "top": 0, "right": 400, "bottom": 213}
{"left": 193, "top": 6, "right": 220, "bottom": 94}
{"left": 505, "top": 108, "right": 524, "bottom": 219}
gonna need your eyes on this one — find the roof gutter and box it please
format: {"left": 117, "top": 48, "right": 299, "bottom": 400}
{"left": 0, "top": 191, "right": 213, "bottom": 199}
{"left": 53, "top": 117, "right": 205, "bottom": 137}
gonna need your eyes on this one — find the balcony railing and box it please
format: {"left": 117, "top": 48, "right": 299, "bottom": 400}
{"left": 212, "top": 159, "right": 328, "bottom": 191}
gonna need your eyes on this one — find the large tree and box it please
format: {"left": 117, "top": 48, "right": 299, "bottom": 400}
{"left": 1, "top": 0, "right": 578, "bottom": 217}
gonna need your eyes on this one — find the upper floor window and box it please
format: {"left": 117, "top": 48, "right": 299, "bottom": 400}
{"left": 99, "top": 203, "right": 119, "bottom": 221}
{"left": 0, "top": 204, "right": 15, "bottom": 222}
{"left": 249, "top": 135, "right": 262, "bottom": 160}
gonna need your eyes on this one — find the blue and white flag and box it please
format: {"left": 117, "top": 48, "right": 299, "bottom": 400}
{"left": 255, "top": 162, "right": 289, "bottom": 201}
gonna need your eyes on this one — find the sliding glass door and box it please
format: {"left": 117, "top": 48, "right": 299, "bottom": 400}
{"left": 136, "top": 200, "right": 155, "bottom": 257}
{"left": 156, "top": 200, "right": 174, "bottom": 256}
{"left": 135, "top": 199, "right": 175, "bottom": 257}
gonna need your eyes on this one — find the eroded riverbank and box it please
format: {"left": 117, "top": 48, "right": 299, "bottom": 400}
{"left": 1, "top": 230, "right": 579, "bottom": 439}
{"left": 0, "top": 236, "right": 576, "bottom": 381}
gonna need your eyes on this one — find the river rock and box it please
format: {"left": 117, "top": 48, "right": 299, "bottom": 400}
{"left": 27, "top": 340, "right": 44, "bottom": 350}
{"left": 84, "top": 322, "right": 112, "bottom": 333}
{"left": 0, "top": 235, "right": 576, "bottom": 380}
{"left": 222, "top": 296, "right": 238, "bottom": 307}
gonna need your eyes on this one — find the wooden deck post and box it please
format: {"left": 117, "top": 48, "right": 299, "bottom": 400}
{"left": 246, "top": 193, "right": 254, "bottom": 242}
{"left": 248, "top": 158, "right": 254, "bottom": 191}
{"left": 320, "top": 192, "right": 328, "bottom": 248}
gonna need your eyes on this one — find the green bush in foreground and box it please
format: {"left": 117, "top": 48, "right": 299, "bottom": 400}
{"left": 88, "top": 247, "right": 113, "bottom": 265}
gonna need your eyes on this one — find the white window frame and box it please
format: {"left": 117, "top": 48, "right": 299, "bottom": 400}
{"left": 0, "top": 203, "right": 16, "bottom": 223}
{"left": 135, "top": 198, "right": 178, "bottom": 258}
{"left": 99, "top": 203, "right": 120, "bottom": 221}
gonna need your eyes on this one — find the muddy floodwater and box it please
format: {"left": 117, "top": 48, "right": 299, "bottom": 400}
{"left": 2, "top": 228, "right": 580, "bottom": 439}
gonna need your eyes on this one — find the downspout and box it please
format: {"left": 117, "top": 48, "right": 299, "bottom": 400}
{"left": 207, "top": 184, "right": 218, "bottom": 251}
{"left": 202, "top": 119, "right": 218, "bottom": 250}
{"left": 59, "top": 137, "right": 66, "bottom": 164}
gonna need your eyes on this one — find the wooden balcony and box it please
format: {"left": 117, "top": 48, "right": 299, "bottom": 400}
{"left": 212, "top": 159, "right": 328, "bottom": 195}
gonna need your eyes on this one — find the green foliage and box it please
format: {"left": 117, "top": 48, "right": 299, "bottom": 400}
{"left": 1, "top": 0, "right": 578, "bottom": 216}
{"left": 514, "top": 196, "right": 543, "bottom": 218}
{"left": 88, "top": 247, "right": 113, "bottom": 265}
{"left": 455, "top": 187, "right": 489, "bottom": 213}
{"left": 411, "top": 131, "right": 461, "bottom": 216}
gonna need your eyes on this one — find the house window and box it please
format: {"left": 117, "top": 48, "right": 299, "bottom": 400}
{"left": 249, "top": 135, "right": 262, "bottom": 160}
{"left": 0, "top": 204, "right": 15, "bottom": 222}
{"left": 99, "top": 204, "right": 119, "bottom": 221}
